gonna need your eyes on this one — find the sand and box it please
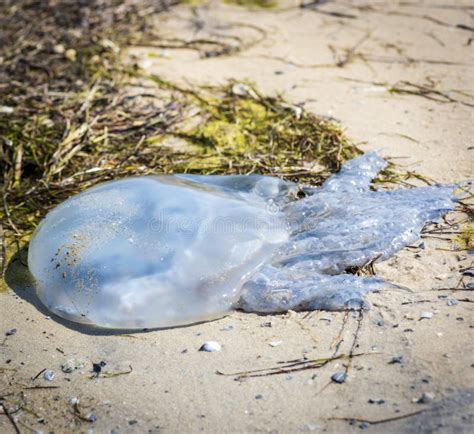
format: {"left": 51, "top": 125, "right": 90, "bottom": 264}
{"left": 1, "top": 1, "right": 473, "bottom": 433}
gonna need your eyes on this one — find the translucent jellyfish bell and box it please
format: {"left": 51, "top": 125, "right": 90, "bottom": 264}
{"left": 28, "top": 153, "right": 455, "bottom": 329}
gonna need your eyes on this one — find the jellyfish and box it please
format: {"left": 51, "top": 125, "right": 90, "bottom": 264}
{"left": 27, "top": 152, "right": 455, "bottom": 329}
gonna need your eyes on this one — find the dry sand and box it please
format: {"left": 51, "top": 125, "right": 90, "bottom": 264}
{"left": 1, "top": 1, "right": 473, "bottom": 433}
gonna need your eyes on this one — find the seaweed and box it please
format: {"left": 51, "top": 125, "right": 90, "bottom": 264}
{"left": 0, "top": 0, "right": 362, "bottom": 257}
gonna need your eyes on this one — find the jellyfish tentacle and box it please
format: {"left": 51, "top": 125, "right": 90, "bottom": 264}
{"left": 238, "top": 263, "right": 393, "bottom": 312}
{"left": 239, "top": 153, "right": 456, "bottom": 314}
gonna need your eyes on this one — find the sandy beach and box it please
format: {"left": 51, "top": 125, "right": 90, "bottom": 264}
{"left": 1, "top": 1, "right": 473, "bottom": 433}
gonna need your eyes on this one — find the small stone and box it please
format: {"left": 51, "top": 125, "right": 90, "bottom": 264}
{"left": 61, "top": 359, "right": 77, "bottom": 373}
{"left": 92, "top": 361, "right": 107, "bottom": 374}
{"left": 232, "top": 83, "right": 251, "bottom": 97}
{"left": 65, "top": 48, "right": 77, "bottom": 62}
{"left": 5, "top": 328, "right": 17, "bottom": 336}
{"left": 69, "top": 397, "right": 79, "bottom": 405}
{"left": 87, "top": 414, "right": 97, "bottom": 423}
{"left": 255, "top": 394, "right": 263, "bottom": 400}
{"left": 331, "top": 372, "right": 346, "bottom": 384}
{"left": 446, "top": 298, "right": 458, "bottom": 306}
{"left": 388, "top": 356, "right": 404, "bottom": 365}
{"left": 417, "top": 392, "right": 435, "bottom": 404}
{"left": 419, "top": 311, "right": 433, "bottom": 320}
{"left": 462, "top": 268, "right": 474, "bottom": 277}
{"left": 199, "top": 341, "right": 221, "bottom": 352}
{"left": 467, "top": 282, "right": 474, "bottom": 289}
{"left": 320, "top": 316, "right": 332, "bottom": 322}
{"left": 128, "top": 420, "right": 138, "bottom": 425}
{"left": 220, "top": 325, "right": 234, "bottom": 331}
{"left": 260, "top": 321, "right": 272, "bottom": 328}
{"left": 53, "top": 44, "right": 65, "bottom": 54}
{"left": 269, "top": 340, "right": 282, "bottom": 347}
{"left": 43, "top": 370, "right": 55, "bottom": 381}
{"left": 368, "top": 398, "right": 385, "bottom": 405}
{"left": 359, "top": 421, "right": 370, "bottom": 429}
{"left": 376, "top": 320, "right": 384, "bottom": 327}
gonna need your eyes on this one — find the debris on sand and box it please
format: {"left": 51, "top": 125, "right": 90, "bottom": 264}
{"left": 331, "top": 372, "right": 347, "bottom": 384}
{"left": 43, "top": 370, "right": 55, "bottom": 381}
{"left": 199, "top": 342, "right": 222, "bottom": 352}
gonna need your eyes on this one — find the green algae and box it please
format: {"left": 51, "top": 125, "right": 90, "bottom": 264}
{"left": 224, "top": 0, "right": 277, "bottom": 9}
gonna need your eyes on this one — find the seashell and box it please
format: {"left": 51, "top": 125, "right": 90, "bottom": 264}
{"left": 199, "top": 341, "right": 221, "bottom": 352}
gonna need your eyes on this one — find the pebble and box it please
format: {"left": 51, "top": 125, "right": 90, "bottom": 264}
{"left": 255, "top": 394, "right": 263, "bottom": 400}
{"left": 260, "top": 321, "right": 272, "bottom": 328}
{"left": 53, "top": 44, "right": 65, "bottom": 54}
{"left": 92, "top": 361, "right": 107, "bottom": 374}
{"left": 462, "top": 269, "right": 474, "bottom": 277}
{"left": 368, "top": 398, "right": 385, "bottom": 405}
{"left": 43, "top": 370, "right": 55, "bottom": 381}
{"left": 5, "top": 328, "right": 17, "bottom": 336}
{"left": 61, "top": 359, "right": 79, "bottom": 373}
{"left": 269, "top": 340, "right": 283, "bottom": 347}
{"left": 199, "top": 341, "right": 221, "bottom": 352}
{"left": 446, "top": 298, "right": 458, "bottom": 306}
{"left": 65, "top": 48, "right": 77, "bottom": 62}
{"left": 220, "top": 325, "right": 234, "bottom": 331}
{"left": 417, "top": 392, "right": 435, "bottom": 404}
{"left": 359, "top": 422, "right": 370, "bottom": 429}
{"left": 320, "top": 316, "right": 332, "bottom": 322}
{"left": 331, "top": 372, "right": 346, "bottom": 384}
{"left": 388, "top": 356, "right": 404, "bottom": 365}
{"left": 419, "top": 311, "right": 433, "bottom": 320}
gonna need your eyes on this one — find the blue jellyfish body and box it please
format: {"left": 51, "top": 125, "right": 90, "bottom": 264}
{"left": 28, "top": 153, "right": 455, "bottom": 328}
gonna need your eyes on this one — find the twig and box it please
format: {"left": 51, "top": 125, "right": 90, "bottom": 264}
{"left": 23, "top": 386, "right": 60, "bottom": 390}
{"left": 31, "top": 368, "right": 46, "bottom": 381}
{"left": 327, "top": 408, "right": 427, "bottom": 426}
{"left": 345, "top": 311, "right": 364, "bottom": 376}
{"left": 0, "top": 222, "right": 5, "bottom": 278}
{"left": 216, "top": 353, "right": 366, "bottom": 379}
{"left": 330, "top": 311, "right": 349, "bottom": 355}
{"left": 0, "top": 402, "right": 20, "bottom": 434}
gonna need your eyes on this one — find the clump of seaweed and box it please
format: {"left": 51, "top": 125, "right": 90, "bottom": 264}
{"left": 0, "top": 0, "right": 361, "bottom": 264}
{"left": 455, "top": 223, "right": 474, "bottom": 251}
{"left": 224, "top": 0, "right": 277, "bottom": 9}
